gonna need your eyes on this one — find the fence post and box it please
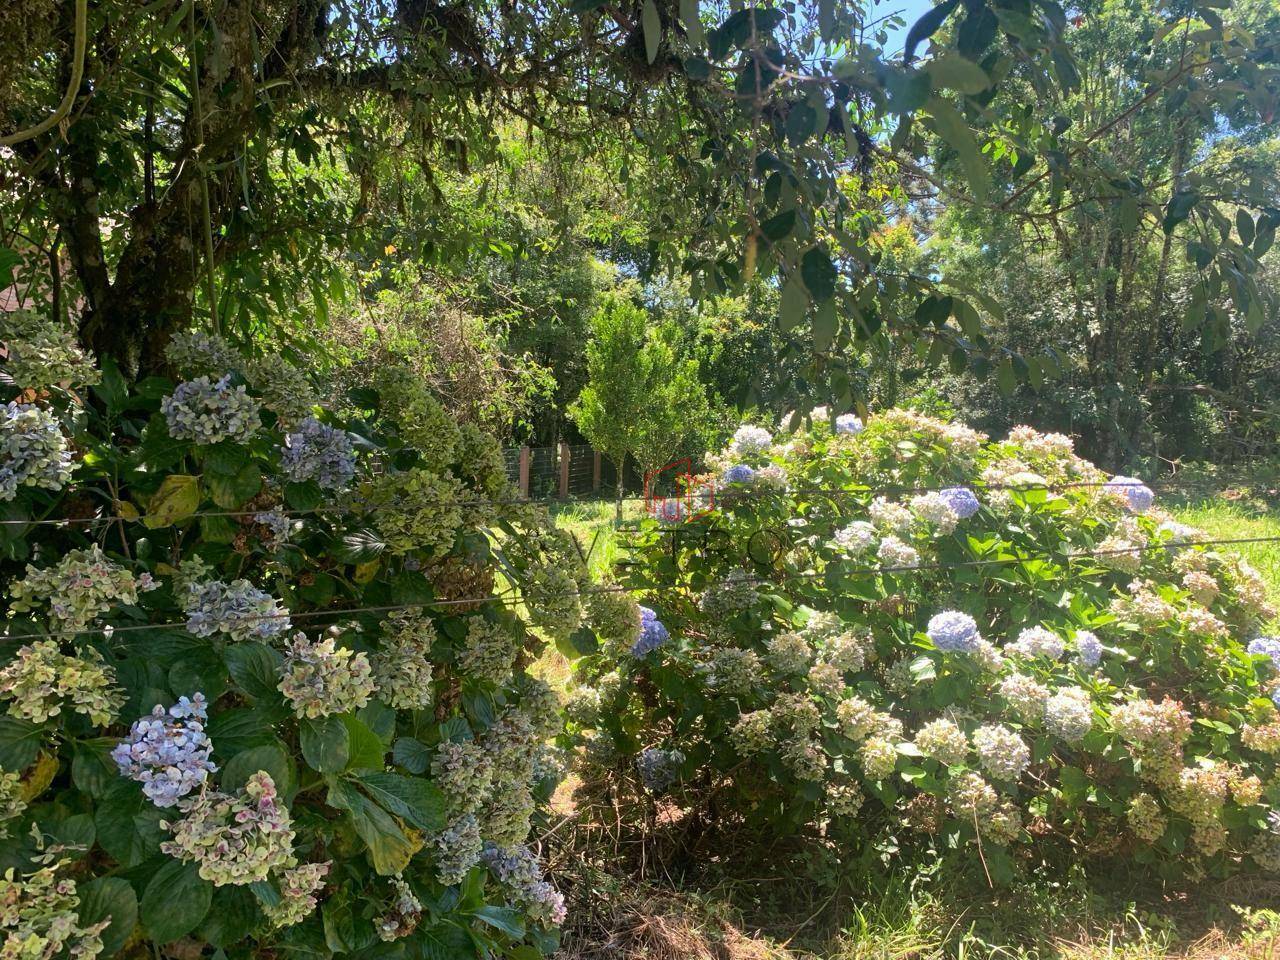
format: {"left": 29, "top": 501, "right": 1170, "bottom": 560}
{"left": 558, "top": 442, "right": 570, "bottom": 499}
{"left": 518, "top": 446, "right": 530, "bottom": 500}
{"left": 592, "top": 450, "right": 601, "bottom": 492}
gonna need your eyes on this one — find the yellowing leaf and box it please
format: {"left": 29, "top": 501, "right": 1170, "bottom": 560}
{"left": 144, "top": 475, "right": 202, "bottom": 529}
{"left": 21, "top": 752, "right": 59, "bottom": 802}
{"left": 115, "top": 500, "right": 140, "bottom": 520}
{"left": 354, "top": 560, "right": 382, "bottom": 584}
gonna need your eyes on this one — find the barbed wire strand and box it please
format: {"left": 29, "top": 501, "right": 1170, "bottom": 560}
{"left": 3, "top": 533, "right": 1277, "bottom": 644}
{"left": 0, "top": 475, "right": 1253, "bottom": 528}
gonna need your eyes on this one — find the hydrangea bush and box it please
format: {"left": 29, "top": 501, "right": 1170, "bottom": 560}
{"left": 566, "top": 410, "right": 1280, "bottom": 883}
{"left": 0, "top": 331, "right": 577, "bottom": 957}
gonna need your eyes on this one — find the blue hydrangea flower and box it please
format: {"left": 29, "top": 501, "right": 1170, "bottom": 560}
{"left": 723, "top": 464, "right": 755, "bottom": 485}
{"left": 184, "top": 578, "right": 292, "bottom": 641}
{"left": 636, "top": 747, "right": 685, "bottom": 793}
{"left": 0, "top": 401, "right": 74, "bottom": 501}
{"left": 280, "top": 417, "right": 356, "bottom": 491}
{"left": 631, "top": 606, "right": 669, "bottom": 656}
{"left": 161, "top": 375, "right": 260, "bottom": 444}
{"left": 1272, "top": 688, "right": 1280, "bottom": 711}
{"left": 1074, "top": 630, "right": 1103, "bottom": 668}
{"left": 1248, "top": 637, "right": 1280, "bottom": 671}
{"left": 112, "top": 694, "right": 217, "bottom": 807}
{"left": 834, "top": 414, "right": 864, "bottom": 435}
{"left": 926, "top": 610, "right": 981, "bottom": 654}
{"left": 1106, "top": 475, "right": 1154, "bottom": 514}
{"left": 938, "top": 486, "right": 980, "bottom": 519}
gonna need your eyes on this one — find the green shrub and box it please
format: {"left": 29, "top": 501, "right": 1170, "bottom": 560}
{"left": 567, "top": 408, "right": 1280, "bottom": 883}
{"left": 0, "top": 320, "right": 579, "bottom": 958}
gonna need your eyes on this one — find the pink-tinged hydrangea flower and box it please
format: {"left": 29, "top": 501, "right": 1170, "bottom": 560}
{"left": 0, "top": 640, "right": 122, "bottom": 726}
{"left": 926, "top": 611, "right": 981, "bottom": 654}
{"left": 0, "top": 861, "right": 110, "bottom": 960}
{"left": 161, "top": 771, "right": 295, "bottom": 886}
{"left": 280, "top": 417, "right": 356, "bottom": 491}
{"left": 112, "top": 694, "right": 217, "bottom": 807}
{"left": 375, "top": 876, "right": 422, "bottom": 942}
{"left": 0, "top": 401, "right": 74, "bottom": 501}
{"left": 263, "top": 861, "right": 330, "bottom": 928}
{"left": 876, "top": 535, "right": 919, "bottom": 567}
{"left": 1105, "top": 475, "right": 1155, "bottom": 513}
{"left": 9, "top": 545, "right": 155, "bottom": 633}
{"left": 278, "top": 632, "right": 375, "bottom": 719}
{"left": 937, "top": 486, "right": 980, "bottom": 519}
{"left": 161, "top": 375, "right": 259, "bottom": 444}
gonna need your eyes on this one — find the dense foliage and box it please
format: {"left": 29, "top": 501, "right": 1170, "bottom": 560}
{"left": 567, "top": 409, "right": 1280, "bottom": 882}
{"left": 0, "top": 317, "right": 587, "bottom": 958}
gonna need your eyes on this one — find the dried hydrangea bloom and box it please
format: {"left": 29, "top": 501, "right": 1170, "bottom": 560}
{"left": 985, "top": 801, "right": 1024, "bottom": 845}
{"left": 702, "top": 648, "right": 762, "bottom": 697}
{"left": 162, "top": 375, "right": 259, "bottom": 444}
{"left": 698, "top": 570, "right": 759, "bottom": 617}
{"left": 456, "top": 617, "right": 516, "bottom": 686}
{"left": 280, "top": 417, "right": 355, "bottom": 490}
{"left": 765, "top": 631, "right": 812, "bottom": 676}
{"left": 161, "top": 771, "right": 295, "bottom": 886}
{"left": 112, "top": 694, "right": 217, "bottom": 807}
{"left": 781, "top": 736, "right": 827, "bottom": 781}
{"left": 371, "top": 615, "right": 435, "bottom": 711}
{"left": 278, "top": 632, "right": 376, "bottom": 719}
{"left": 914, "top": 718, "right": 969, "bottom": 766}
{"left": 1111, "top": 697, "right": 1192, "bottom": 785}
{"left": 9, "top": 545, "right": 154, "bottom": 633}
{"left": 1110, "top": 579, "right": 1177, "bottom": 625}
{"left": 366, "top": 468, "right": 465, "bottom": 558}
{"left": 998, "top": 673, "right": 1049, "bottom": 723}
{"left": 0, "top": 312, "right": 99, "bottom": 389}
{"left": 246, "top": 357, "right": 319, "bottom": 425}
{"left": 375, "top": 876, "right": 422, "bottom": 942}
{"left": 949, "top": 770, "right": 998, "bottom": 822}
{"left": 731, "top": 710, "right": 774, "bottom": 754}
{"left": 972, "top": 724, "right": 1030, "bottom": 781}
{"left": 1126, "top": 793, "right": 1166, "bottom": 843}
{"left": 825, "top": 779, "right": 865, "bottom": 817}
{"left": 859, "top": 736, "right": 898, "bottom": 780}
{"left": 1181, "top": 570, "right": 1220, "bottom": 606}
{"left": 253, "top": 506, "right": 293, "bottom": 551}
{"left": 0, "top": 401, "right": 75, "bottom": 501}
{"left": 432, "top": 741, "right": 494, "bottom": 816}
{"left": 807, "top": 661, "right": 844, "bottom": 698}
{"left": 0, "top": 641, "right": 122, "bottom": 726}
{"left": 636, "top": 747, "right": 685, "bottom": 792}
{"left": 0, "top": 860, "right": 109, "bottom": 960}
{"left": 166, "top": 330, "right": 240, "bottom": 376}
{"left": 869, "top": 497, "right": 913, "bottom": 534}
{"left": 0, "top": 769, "right": 26, "bottom": 837}
{"left": 263, "top": 861, "right": 330, "bottom": 928}
{"left": 482, "top": 843, "right": 566, "bottom": 926}
{"left": 433, "top": 814, "right": 483, "bottom": 886}
{"left": 835, "top": 695, "right": 879, "bottom": 740}
{"left": 583, "top": 587, "right": 642, "bottom": 655}
{"left": 184, "top": 578, "right": 292, "bottom": 642}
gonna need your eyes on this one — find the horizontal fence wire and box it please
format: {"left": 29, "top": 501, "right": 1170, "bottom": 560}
{"left": 0, "top": 475, "right": 1263, "bottom": 528}
{"left": 3, "top": 534, "right": 1277, "bottom": 644}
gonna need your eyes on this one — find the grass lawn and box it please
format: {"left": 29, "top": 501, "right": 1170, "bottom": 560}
{"left": 546, "top": 490, "right": 1280, "bottom": 960}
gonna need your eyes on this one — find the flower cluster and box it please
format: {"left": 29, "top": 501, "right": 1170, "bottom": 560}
{"left": 253, "top": 506, "right": 293, "bottom": 551}
{"left": 9, "top": 545, "right": 153, "bottom": 632}
{"left": 161, "top": 375, "right": 260, "bottom": 444}
{"left": 937, "top": 486, "right": 980, "bottom": 519}
{"left": 1106, "top": 474, "right": 1155, "bottom": 513}
{"left": 111, "top": 694, "right": 217, "bottom": 806}
{"left": 630, "top": 606, "right": 670, "bottom": 657}
{"left": 375, "top": 876, "right": 422, "bottom": 942}
{"left": 456, "top": 617, "right": 516, "bottom": 685}
{"left": 0, "top": 641, "right": 121, "bottom": 725}
{"left": 433, "top": 814, "right": 483, "bottom": 886}
{"left": 263, "top": 861, "right": 330, "bottom": 928}
{"left": 278, "top": 631, "right": 376, "bottom": 719}
{"left": 636, "top": 747, "right": 685, "bottom": 793}
{"left": 584, "top": 587, "right": 642, "bottom": 655}
{"left": 483, "top": 844, "right": 566, "bottom": 926}
{"left": 1006, "top": 625, "right": 1064, "bottom": 660}
{"left": 0, "top": 861, "right": 109, "bottom": 960}
{"left": 161, "top": 771, "right": 295, "bottom": 885}
{"left": 729, "top": 424, "right": 773, "bottom": 458}
{"left": 280, "top": 417, "right": 356, "bottom": 490}
{"left": 184, "top": 578, "right": 292, "bottom": 641}
{"left": 926, "top": 611, "right": 981, "bottom": 654}
{"left": 0, "top": 312, "right": 99, "bottom": 390}
{"left": 366, "top": 468, "right": 464, "bottom": 558}
{"left": 166, "top": 330, "right": 240, "bottom": 375}
{"left": 0, "top": 401, "right": 74, "bottom": 501}
{"left": 371, "top": 612, "right": 435, "bottom": 710}
{"left": 972, "top": 724, "right": 1030, "bottom": 781}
